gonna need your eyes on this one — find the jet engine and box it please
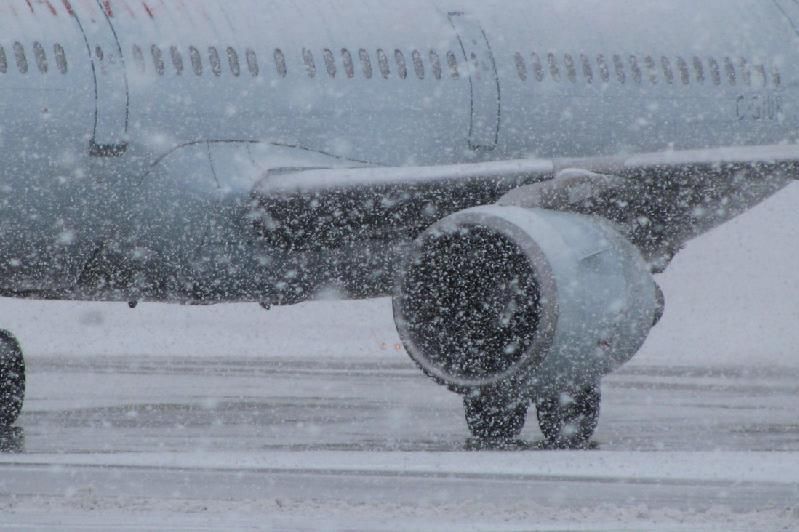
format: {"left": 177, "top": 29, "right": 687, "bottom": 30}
{"left": 393, "top": 206, "right": 662, "bottom": 399}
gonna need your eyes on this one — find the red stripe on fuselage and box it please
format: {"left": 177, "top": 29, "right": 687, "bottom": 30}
{"left": 102, "top": 0, "right": 112, "bottom": 17}
{"left": 44, "top": 0, "right": 58, "bottom": 15}
{"left": 118, "top": 0, "right": 136, "bottom": 18}
{"left": 141, "top": 0, "right": 153, "bottom": 18}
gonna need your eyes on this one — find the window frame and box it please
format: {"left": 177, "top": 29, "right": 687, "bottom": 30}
{"left": 170, "top": 46, "right": 183, "bottom": 75}
{"left": 564, "top": 53, "right": 577, "bottom": 83}
{"left": 412, "top": 49, "right": 425, "bottom": 80}
{"left": 514, "top": 52, "right": 527, "bottom": 81}
{"left": 377, "top": 48, "right": 390, "bottom": 79}
{"left": 151, "top": 44, "right": 164, "bottom": 76}
{"left": 342, "top": 48, "right": 355, "bottom": 79}
{"left": 429, "top": 50, "right": 441, "bottom": 80}
{"left": 13, "top": 42, "right": 28, "bottom": 74}
{"left": 246, "top": 48, "right": 259, "bottom": 77}
{"left": 303, "top": 48, "right": 316, "bottom": 78}
{"left": 208, "top": 47, "right": 222, "bottom": 77}
{"left": 359, "top": 48, "right": 373, "bottom": 79}
{"left": 323, "top": 48, "right": 336, "bottom": 78}
{"left": 33, "top": 41, "right": 47, "bottom": 73}
{"left": 189, "top": 46, "right": 202, "bottom": 76}
{"left": 274, "top": 49, "right": 286, "bottom": 78}
{"left": 395, "top": 49, "right": 408, "bottom": 80}
{"left": 227, "top": 47, "right": 241, "bottom": 77}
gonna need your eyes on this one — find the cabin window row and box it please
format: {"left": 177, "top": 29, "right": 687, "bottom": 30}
{"left": 302, "top": 48, "right": 461, "bottom": 80}
{"left": 0, "top": 42, "right": 68, "bottom": 75}
{"left": 130, "top": 44, "right": 286, "bottom": 79}
{"left": 514, "top": 52, "right": 782, "bottom": 88}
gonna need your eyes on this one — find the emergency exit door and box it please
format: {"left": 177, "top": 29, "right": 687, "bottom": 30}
{"left": 448, "top": 12, "right": 500, "bottom": 151}
{"left": 70, "top": 0, "right": 129, "bottom": 156}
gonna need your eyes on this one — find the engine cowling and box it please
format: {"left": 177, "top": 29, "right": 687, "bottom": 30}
{"left": 392, "top": 206, "right": 662, "bottom": 394}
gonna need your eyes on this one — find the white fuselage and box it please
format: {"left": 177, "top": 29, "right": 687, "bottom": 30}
{"left": 0, "top": 0, "right": 797, "bottom": 300}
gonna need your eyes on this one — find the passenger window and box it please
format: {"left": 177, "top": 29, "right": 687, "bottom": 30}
{"left": 429, "top": 50, "right": 441, "bottom": 80}
{"left": 227, "top": 47, "right": 240, "bottom": 77}
{"left": 596, "top": 54, "right": 609, "bottom": 82}
{"left": 359, "top": 49, "right": 372, "bottom": 79}
{"left": 0, "top": 46, "right": 6, "bottom": 74}
{"left": 514, "top": 52, "right": 526, "bottom": 80}
{"left": 33, "top": 41, "right": 47, "bottom": 73}
{"left": 95, "top": 46, "right": 103, "bottom": 62}
{"left": 151, "top": 45, "right": 164, "bottom": 76}
{"left": 692, "top": 57, "right": 704, "bottom": 83}
{"left": 661, "top": 56, "right": 674, "bottom": 84}
{"left": 377, "top": 49, "right": 390, "bottom": 79}
{"left": 189, "top": 46, "right": 202, "bottom": 75}
{"left": 739, "top": 58, "right": 751, "bottom": 85}
{"left": 133, "top": 44, "right": 145, "bottom": 73}
{"left": 53, "top": 43, "right": 67, "bottom": 74}
{"left": 323, "top": 48, "right": 336, "bottom": 78}
{"left": 303, "top": 48, "right": 316, "bottom": 78}
{"left": 395, "top": 49, "right": 407, "bottom": 79}
{"left": 676, "top": 57, "right": 689, "bottom": 84}
{"left": 613, "top": 54, "right": 625, "bottom": 83}
{"left": 531, "top": 52, "right": 544, "bottom": 81}
{"left": 209, "top": 47, "right": 222, "bottom": 76}
{"left": 246, "top": 48, "right": 259, "bottom": 76}
{"left": 170, "top": 46, "right": 183, "bottom": 75}
{"left": 469, "top": 52, "right": 480, "bottom": 79}
{"left": 644, "top": 56, "right": 658, "bottom": 83}
{"left": 629, "top": 55, "right": 642, "bottom": 84}
{"left": 709, "top": 58, "right": 721, "bottom": 85}
{"left": 412, "top": 50, "right": 424, "bottom": 79}
{"left": 724, "top": 57, "right": 736, "bottom": 85}
{"left": 342, "top": 49, "right": 354, "bottom": 78}
{"left": 580, "top": 54, "right": 593, "bottom": 83}
{"left": 547, "top": 52, "right": 560, "bottom": 81}
{"left": 447, "top": 51, "right": 459, "bottom": 79}
{"left": 564, "top": 54, "right": 576, "bottom": 82}
{"left": 14, "top": 42, "right": 28, "bottom": 74}
{"left": 274, "top": 49, "right": 287, "bottom": 78}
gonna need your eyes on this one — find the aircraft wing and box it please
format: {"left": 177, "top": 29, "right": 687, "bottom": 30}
{"left": 250, "top": 143, "right": 798, "bottom": 257}
{"left": 251, "top": 158, "right": 554, "bottom": 250}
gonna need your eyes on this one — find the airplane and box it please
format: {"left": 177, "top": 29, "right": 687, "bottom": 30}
{"left": 0, "top": 0, "right": 798, "bottom": 448}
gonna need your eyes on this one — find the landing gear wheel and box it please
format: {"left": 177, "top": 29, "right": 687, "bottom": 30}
{"left": 0, "top": 331, "right": 25, "bottom": 427}
{"left": 536, "top": 384, "right": 600, "bottom": 449}
{"left": 464, "top": 391, "right": 528, "bottom": 442}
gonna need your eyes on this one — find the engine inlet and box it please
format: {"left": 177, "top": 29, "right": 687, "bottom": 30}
{"left": 394, "top": 212, "right": 558, "bottom": 389}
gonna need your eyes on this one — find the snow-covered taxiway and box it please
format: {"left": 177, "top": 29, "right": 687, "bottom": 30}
{"left": 1, "top": 185, "right": 799, "bottom": 531}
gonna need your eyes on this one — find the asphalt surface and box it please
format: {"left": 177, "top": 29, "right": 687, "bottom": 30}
{"left": 1, "top": 351, "right": 798, "bottom": 530}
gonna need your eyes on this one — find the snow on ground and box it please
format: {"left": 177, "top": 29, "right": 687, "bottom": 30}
{"left": 6, "top": 450, "right": 799, "bottom": 485}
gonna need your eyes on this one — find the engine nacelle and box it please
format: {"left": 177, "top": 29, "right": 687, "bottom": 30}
{"left": 393, "top": 206, "right": 662, "bottom": 395}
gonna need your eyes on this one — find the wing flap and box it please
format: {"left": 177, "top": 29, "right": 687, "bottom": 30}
{"left": 247, "top": 142, "right": 799, "bottom": 253}
{"left": 251, "top": 159, "right": 555, "bottom": 250}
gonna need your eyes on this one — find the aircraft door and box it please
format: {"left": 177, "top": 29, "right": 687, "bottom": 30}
{"left": 70, "top": 0, "right": 129, "bottom": 156}
{"left": 448, "top": 12, "right": 500, "bottom": 151}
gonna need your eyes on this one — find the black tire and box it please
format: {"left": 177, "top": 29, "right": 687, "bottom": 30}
{"left": 464, "top": 391, "right": 528, "bottom": 441}
{"left": 0, "top": 331, "right": 25, "bottom": 427}
{"left": 536, "top": 384, "right": 600, "bottom": 449}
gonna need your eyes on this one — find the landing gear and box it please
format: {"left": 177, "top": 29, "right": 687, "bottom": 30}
{"left": 463, "top": 385, "right": 601, "bottom": 449}
{"left": 0, "top": 331, "right": 25, "bottom": 427}
{"left": 463, "top": 390, "right": 528, "bottom": 442}
{"left": 535, "top": 384, "right": 600, "bottom": 449}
